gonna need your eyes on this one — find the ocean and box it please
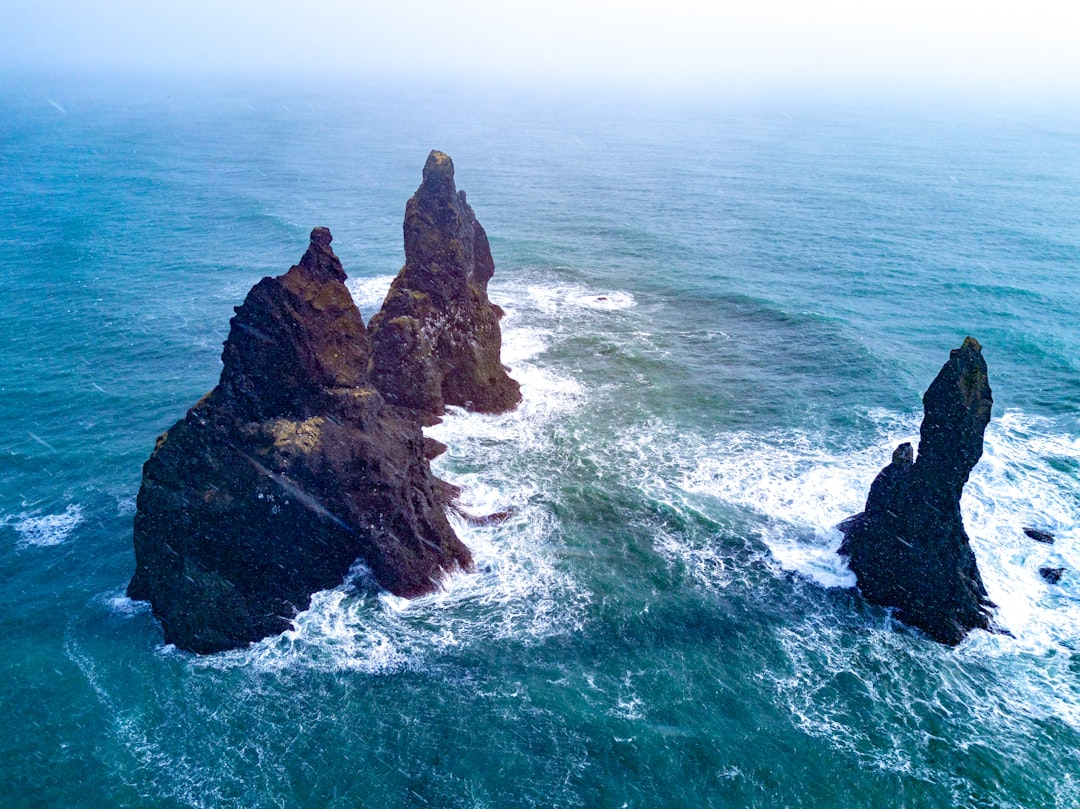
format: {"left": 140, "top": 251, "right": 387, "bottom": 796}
{"left": 2, "top": 75, "right": 1079, "bottom": 807}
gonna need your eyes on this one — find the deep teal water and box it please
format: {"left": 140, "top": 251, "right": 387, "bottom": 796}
{"left": 2, "top": 76, "right": 1080, "bottom": 807}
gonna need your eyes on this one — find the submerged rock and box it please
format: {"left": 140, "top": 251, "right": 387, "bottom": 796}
{"left": 839, "top": 337, "right": 995, "bottom": 645}
{"left": 1039, "top": 567, "right": 1065, "bottom": 584}
{"left": 368, "top": 150, "right": 521, "bottom": 424}
{"left": 128, "top": 228, "right": 471, "bottom": 654}
{"left": 1024, "top": 527, "right": 1055, "bottom": 544}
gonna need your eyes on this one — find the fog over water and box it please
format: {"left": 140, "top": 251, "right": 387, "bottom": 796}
{"left": 4, "top": 0, "right": 1079, "bottom": 96}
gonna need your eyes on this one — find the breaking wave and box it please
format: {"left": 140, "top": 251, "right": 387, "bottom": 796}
{"left": 197, "top": 277, "right": 637, "bottom": 672}
{"left": 2, "top": 503, "right": 84, "bottom": 548}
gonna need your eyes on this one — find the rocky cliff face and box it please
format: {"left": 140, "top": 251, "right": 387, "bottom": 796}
{"left": 839, "top": 337, "right": 995, "bottom": 645}
{"left": 368, "top": 151, "right": 521, "bottom": 423}
{"left": 128, "top": 228, "right": 472, "bottom": 654}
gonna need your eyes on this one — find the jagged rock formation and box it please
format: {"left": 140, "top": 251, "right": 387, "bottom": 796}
{"left": 368, "top": 150, "right": 521, "bottom": 424}
{"left": 839, "top": 337, "right": 995, "bottom": 645}
{"left": 128, "top": 228, "right": 471, "bottom": 654}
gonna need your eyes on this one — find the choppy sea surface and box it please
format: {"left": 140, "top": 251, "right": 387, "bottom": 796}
{"left": 2, "top": 76, "right": 1079, "bottom": 807}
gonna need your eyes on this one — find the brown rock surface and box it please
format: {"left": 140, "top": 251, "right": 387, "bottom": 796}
{"left": 127, "top": 228, "right": 471, "bottom": 654}
{"left": 368, "top": 151, "right": 521, "bottom": 423}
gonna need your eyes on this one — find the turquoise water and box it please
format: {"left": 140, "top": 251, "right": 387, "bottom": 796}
{"left": 2, "top": 76, "right": 1080, "bottom": 807}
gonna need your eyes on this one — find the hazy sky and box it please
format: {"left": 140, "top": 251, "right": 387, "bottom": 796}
{"left": 4, "top": 0, "right": 1078, "bottom": 94}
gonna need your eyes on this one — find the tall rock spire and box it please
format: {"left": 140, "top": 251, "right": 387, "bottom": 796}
{"left": 217, "top": 227, "right": 368, "bottom": 419}
{"left": 368, "top": 150, "right": 521, "bottom": 423}
{"left": 839, "top": 337, "right": 995, "bottom": 645}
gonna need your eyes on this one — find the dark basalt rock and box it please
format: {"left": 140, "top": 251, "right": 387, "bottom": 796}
{"left": 1024, "top": 527, "right": 1055, "bottom": 544}
{"left": 128, "top": 228, "right": 472, "bottom": 654}
{"left": 839, "top": 337, "right": 995, "bottom": 645}
{"left": 368, "top": 151, "right": 521, "bottom": 424}
{"left": 450, "top": 506, "right": 515, "bottom": 526}
{"left": 1039, "top": 567, "right": 1065, "bottom": 584}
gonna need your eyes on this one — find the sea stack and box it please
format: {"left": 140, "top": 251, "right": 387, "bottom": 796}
{"left": 839, "top": 337, "right": 995, "bottom": 645}
{"left": 127, "top": 228, "right": 472, "bottom": 654}
{"left": 368, "top": 150, "right": 521, "bottom": 424}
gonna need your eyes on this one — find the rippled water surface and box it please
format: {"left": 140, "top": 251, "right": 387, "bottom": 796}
{"left": 2, "top": 78, "right": 1079, "bottom": 807}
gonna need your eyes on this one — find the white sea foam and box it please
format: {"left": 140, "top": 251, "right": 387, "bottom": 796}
{"left": 349, "top": 275, "right": 639, "bottom": 324}
{"left": 675, "top": 428, "right": 879, "bottom": 589}
{"left": 210, "top": 492, "right": 585, "bottom": 674}
{"left": 499, "top": 324, "right": 548, "bottom": 366}
{"left": 615, "top": 419, "right": 889, "bottom": 590}
{"left": 105, "top": 592, "right": 150, "bottom": 617}
{"left": 190, "top": 273, "right": 647, "bottom": 672}
{"left": 243, "top": 575, "right": 424, "bottom": 675}
{"left": 611, "top": 693, "right": 645, "bottom": 721}
{"left": 624, "top": 406, "right": 1080, "bottom": 663}
{"left": 609, "top": 671, "right": 647, "bottom": 721}
{"left": 607, "top": 403, "right": 1080, "bottom": 778}
{"left": 960, "top": 410, "right": 1080, "bottom": 653}
{"left": 425, "top": 312, "right": 586, "bottom": 453}
{"left": 2, "top": 503, "right": 84, "bottom": 548}
{"left": 205, "top": 304, "right": 591, "bottom": 673}
{"left": 345, "top": 274, "right": 396, "bottom": 316}
{"left": 769, "top": 614, "right": 949, "bottom": 778}
{"left": 521, "top": 282, "right": 636, "bottom": 315}
{"left": 652, "top": 527, "right": 740, "bottom": 592}
{"left": 770, "top": 597, "right": 1080, "bottom": 786}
